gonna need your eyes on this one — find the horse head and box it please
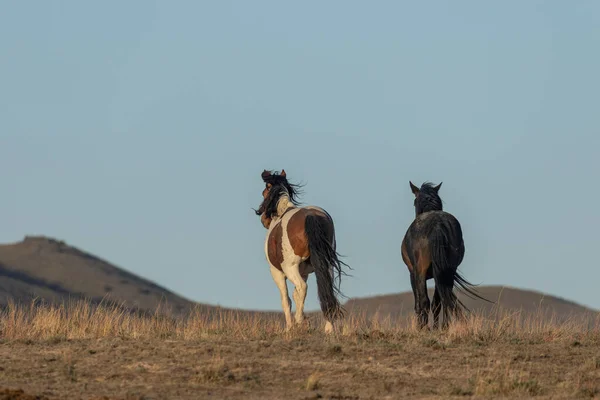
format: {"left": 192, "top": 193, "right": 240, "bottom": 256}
{"left": 255, "top": 169, "right": 301, "bottom": 223}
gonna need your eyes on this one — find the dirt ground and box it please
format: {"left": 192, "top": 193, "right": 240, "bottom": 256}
{"left": 1, "top": 332, "right": 599, "bottom": 400}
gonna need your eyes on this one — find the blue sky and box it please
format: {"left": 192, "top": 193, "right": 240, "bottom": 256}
{"left": 1, "top": 1, "right": 599, "bottom": 311}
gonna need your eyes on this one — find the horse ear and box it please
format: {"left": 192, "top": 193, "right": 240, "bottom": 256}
{"left": 280, "top": 169, "right": 286, "bottom": 178}
{"left": 409, "top": 181, "right": 420, "bottom": 196}
{"left": 434, "top": 182, "right": 442, "bottom": 192}
{"left": 261, "top": 170, "right": 272, "bottom": 182}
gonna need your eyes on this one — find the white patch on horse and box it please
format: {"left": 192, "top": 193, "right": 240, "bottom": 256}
{"left": 280, "top": 210, "right": 303, "bottom": 264}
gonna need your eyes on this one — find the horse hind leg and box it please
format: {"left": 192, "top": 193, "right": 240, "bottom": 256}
{"left": 413, "top": 271, "right": 430, "bottom": 330}
{"left": 432, "top": 287, "right": 442, "bottom": 330}
{"left": 299, "top": 263, "right": 312, "bottom": 328}
{"left": 270, "top": 266, "right": 293, "bottom": 331}
{"left": 437, "top": 281, "right": 456, "bottom": 329}
{"left": 442, "top": 295, "right": 453, "bottom": 329}
{"left": 284, "top": 263, "right": 308, "bottom": 326}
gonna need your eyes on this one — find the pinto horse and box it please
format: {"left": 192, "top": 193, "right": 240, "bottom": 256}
{"left": 255, "top": 169, "right": 348, "bottom": 334}
{"left": 401, "top": 181, "right": 489, "bottom": 330}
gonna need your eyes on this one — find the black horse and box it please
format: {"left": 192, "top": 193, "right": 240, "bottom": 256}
{"left": 401, "top": 181, "right": 489, "bottom": 329}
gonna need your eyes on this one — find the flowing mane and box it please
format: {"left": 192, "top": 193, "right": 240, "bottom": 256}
{"left": 255, "top": 170, "right": 303, "bottom": 219}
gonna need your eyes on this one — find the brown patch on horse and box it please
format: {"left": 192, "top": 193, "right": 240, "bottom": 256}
{"left": 267, "top": 222, "right": 284, "bottom": 271}
{"left": 417, "top": 245, "right": 430, "bottom": 276}
{"left": 401, "top": 241, "right": 413, "bottom": 273}
{"left": 287, "top": 208, "right": 332, "bottom": 258}
{"left": 417, "top": 246, "right": 433, "bottom": 280}
{"left": 299, "top": 262, "right": 314, "bottom": 278}
{"left": 406, "top": 238, "right": 433, "bottom": 280}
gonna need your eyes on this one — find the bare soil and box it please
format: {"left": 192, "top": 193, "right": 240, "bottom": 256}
{"left": 1, "top": 332, "right": 599, "bottom": 400}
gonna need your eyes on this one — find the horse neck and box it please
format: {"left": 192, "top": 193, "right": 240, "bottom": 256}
{"left": 416, "top": 199, "right": 443, "bottom": 216}
{"left": 417, "top": 208, "right": 435, "bottom": 217}
{"left": 275, "top": 194, "right": 295, "bottom": 217}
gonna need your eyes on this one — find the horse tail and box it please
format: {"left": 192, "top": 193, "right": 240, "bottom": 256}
{"left": 430, "top": 228, "right": 462, "bottom": 317}
{"left": 430, "top": 228, "right": 490, "bottom": 319}
{"left": 454, "top": 271, "right": 492, "bottom": 304}
{"left": 305, "top": 214, "right": 347, "bottom": 322}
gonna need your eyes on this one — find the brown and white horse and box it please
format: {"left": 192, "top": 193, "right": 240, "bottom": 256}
{"left": 255, "top": 169, "right": 348, "bottom": 334}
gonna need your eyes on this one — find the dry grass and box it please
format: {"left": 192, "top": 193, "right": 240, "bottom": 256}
{"left": 0, "top": 299, "right": 286, "bottom": 342}
{"left": 1, "top": 300, "right": 600, "bottom": 399}
{"left": 1, "top": 298, "right": 599, "bottom": 343}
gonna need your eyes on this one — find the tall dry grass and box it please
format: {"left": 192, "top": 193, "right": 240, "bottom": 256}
{"left": 1, "top": 299, "right": 599, "bottom": 344}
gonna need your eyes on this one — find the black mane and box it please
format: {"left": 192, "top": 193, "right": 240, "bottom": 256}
{"left": 255, "top": 170, "right": 303, "bottom": 219}
{"left": 415, "top": 182, "right": 443, "bottom": 215}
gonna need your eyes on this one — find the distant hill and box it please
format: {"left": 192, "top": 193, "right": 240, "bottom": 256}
{"left": 1, "top": 236, "right": 597, "bottom": 324}
{"left": 344, "top": 285, "right": 599, "bottom": 322}
{"left": 0, "top": 236, "right": 203, "bottom": 314}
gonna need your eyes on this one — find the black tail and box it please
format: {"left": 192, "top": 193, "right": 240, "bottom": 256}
{"left": 305, "top": 214, "right": 348, "bottom": 322}
{"left": 430, "top": 229, "right": 490, "bottom": 319}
